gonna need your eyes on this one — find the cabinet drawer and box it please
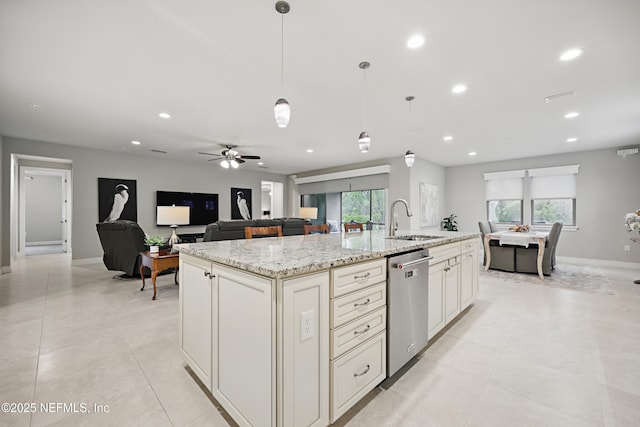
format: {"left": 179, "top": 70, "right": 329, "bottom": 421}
{"left": 461, "top": 239, "right": 478, "bottom": 254}
{"left": 331, "top": 282, "right": 386, "bottom": 328}
{"left": 331, "top": 259, "right": 386, "bottom": 298}
{"left": 429, "top": 242, "right": 461, "bottom": 265}
{"left": 331, "top": 307, "right": 386, "bottom": 360}
{"left": 331, "top": 331, "right": 386, "bottom": 422}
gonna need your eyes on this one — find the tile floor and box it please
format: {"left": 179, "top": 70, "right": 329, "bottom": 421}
{"left": 1, "top": 253, "right": 639, "bottom": 427}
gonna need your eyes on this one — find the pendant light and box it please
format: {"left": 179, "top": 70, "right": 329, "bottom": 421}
{"left": 274, "top": 1, "right": 290, "bottom": 128}
{"left": 358, "top": 61, "right": 371, "bottom": 152}
{"left": 405, "top": 96, "right": 416, "bottom": 167}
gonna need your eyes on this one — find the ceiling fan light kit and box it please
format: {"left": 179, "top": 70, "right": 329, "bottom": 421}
{"left": 274, "top": 1, "right": 291, "bottom": 128}
{"left": 358, "top": 61, "right": 371, "bottom": 153}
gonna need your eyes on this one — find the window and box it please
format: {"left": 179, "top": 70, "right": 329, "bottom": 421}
{"left": 529, "top": 165, "right": 579, "bottom": 226}
{"left": 484, "top": 170, "right": 525, "bottom": 224}
{"left": 341, "top": 189, "right": 386, "bottom": 229}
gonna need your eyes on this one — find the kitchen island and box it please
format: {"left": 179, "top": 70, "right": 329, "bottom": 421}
{"left": 177, "top": 229, "right": 479, "bottom": 427}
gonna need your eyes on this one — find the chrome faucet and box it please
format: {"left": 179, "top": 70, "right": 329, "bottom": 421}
{"left": 389, "top": 199, "right": 413, "bottom": 237}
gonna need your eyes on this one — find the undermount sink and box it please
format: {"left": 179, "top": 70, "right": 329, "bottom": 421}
{"left": 386, "top": 234, "right": 444, "bottom": 241}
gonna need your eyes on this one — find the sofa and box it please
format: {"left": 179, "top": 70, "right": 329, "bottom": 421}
{"left": 203, "top": 218, "right": 311, "bottom": 241}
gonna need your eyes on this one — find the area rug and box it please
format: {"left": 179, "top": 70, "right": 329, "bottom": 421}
{"left": 480, "top": 264, "right": 616, "bottom": 295}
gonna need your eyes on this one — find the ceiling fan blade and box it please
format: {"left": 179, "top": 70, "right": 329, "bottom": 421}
{"left": 239, "top": 155, "right": 261, "bottom": 160}
{"left": 236, "top": 158, "right": 246, "bottom": 164}
{"left": 198, "top": 151, "right": 222, "bottom": 156}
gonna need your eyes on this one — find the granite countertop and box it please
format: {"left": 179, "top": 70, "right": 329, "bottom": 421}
{"left": 176, "top": 229, "right": 479, "bottom": 279}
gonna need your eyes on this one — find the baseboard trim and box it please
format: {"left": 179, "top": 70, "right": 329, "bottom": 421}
{"left": 71, "top": 257, "right": 102, "bottom": 266}
{"left": 557, "top": 256, "right": 640, "bottom": 270}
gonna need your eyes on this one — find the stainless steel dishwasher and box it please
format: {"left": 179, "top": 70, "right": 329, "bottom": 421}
{"left": 387, "top": 249, "right": 432, "bottom": 377}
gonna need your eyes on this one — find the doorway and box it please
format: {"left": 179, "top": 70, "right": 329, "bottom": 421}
{"left": 12, "top": 156, "right": 72, "bottom": 259}
{"left": 260, "top": 181, "right": 284, "bottom": 219}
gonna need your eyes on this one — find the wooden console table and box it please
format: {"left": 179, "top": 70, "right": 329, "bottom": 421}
{"left": 139, "top": 250, "right": 179, "bottom": 300}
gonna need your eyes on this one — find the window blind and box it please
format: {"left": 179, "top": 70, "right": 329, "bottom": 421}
{"left": 483, "top": 170, "right": 525, "bottom": 200}
{"left": 529, "top": 165, "right": 579, "bottom": 199}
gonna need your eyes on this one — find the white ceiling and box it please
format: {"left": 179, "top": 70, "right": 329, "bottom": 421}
{"left": 1, "top": 0, "right": 639, "bottom": 175}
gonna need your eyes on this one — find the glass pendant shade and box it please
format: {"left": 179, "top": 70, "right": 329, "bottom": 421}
{"left": 230, "top": 159, "right": 240, "bottom": 169}
{"left": 358, "top": 131, "right": 371, "bottom": 152}
{"left": 405, "top": 150, "right": 415, "bottom": 167}
{"left": 220, "top": 159, "right": 230, "bottom": 169}
{"left": 274, "top": 98, "right": 290, "bottom": 128}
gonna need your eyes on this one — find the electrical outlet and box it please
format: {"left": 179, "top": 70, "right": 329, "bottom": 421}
{"left": 624, "top": 245, "right": 631, "bottom": 252}
{"left": 300, "top": 309, "right": 314, "bottom": 342}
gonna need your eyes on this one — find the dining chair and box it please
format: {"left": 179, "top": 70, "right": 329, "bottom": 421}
{"left": 514, "top": 222, "right": 563, "bottom": 275}
{"left": 478, "top": 221, "right": 515, "bottom": 271}
{"left": 244, "top": 225, "right": 283, "bottom": 239}
{"left": 304, "top": 224, "right": 329, "bottom": 234}
{"left": 343, "top": 223, "right": 364, "bottom": 232}
{"left": 488, "top": 221, "right": 499, "bottom": 232}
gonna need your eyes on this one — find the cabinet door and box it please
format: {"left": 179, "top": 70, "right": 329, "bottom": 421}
{"left": 281, "top": 272, "right": 330, "bottom": 427}
{"left": 460, "top": 252, "right": 476, "bottom": 310}
{"left": 427, "top": 261, "right": 446, "bottom": 339}
{"left": 212, "top": 265, "right": 275, "bottom": 427}
{"left": 179, "top": 255, "right": 213, "bottom": 389}
{"left": 444, "top": 259, "right": 460, "bottom": 323}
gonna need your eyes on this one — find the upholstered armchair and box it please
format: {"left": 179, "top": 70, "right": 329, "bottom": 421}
{"left": 96, "top": 220, "right": 147, "bottom": 278}
{"left": 515, "top": 222, "right": 563, "bottom": 275}
{"left": 479, "top": 221, "right": 516, "bottom": 272}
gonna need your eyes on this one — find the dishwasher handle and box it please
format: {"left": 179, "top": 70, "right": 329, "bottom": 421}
{"left": 392, "top": 255, "right": 433, "bottom": 269}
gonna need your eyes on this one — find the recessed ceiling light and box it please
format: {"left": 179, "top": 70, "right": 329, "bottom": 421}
{"left": 564, "top": 111, "right": 580, "bottom": 119}
{"left": 407, "top": 35, "right": 425, "bottom": 49}
{"left": 158, "top": 112, "right": 171, "bottom": 119}
{"left": 560, "top": 48, "right": 583, "bottom": 61}
{"left": 451, "top": 84, "right": 467, "bottom": 94}
{"left": 29, "top": 103, "right": 42, "bottom": 109}
{"left": 257, "top": 162, "right": 264, "bottom": 166}
{"left": 566, "top": 137, "right": 578, "bottom": 142}
{"left": 306, "top": 149, "right": 313, "bottom": 153}
{"left": 131, "top": 140, "right": 141, "bottom": 145}
{"left": 443, "top": 136, "right": 453, "bottom": 141}
{"left": 468, "top": 151, "right": 477, "bottom": 156}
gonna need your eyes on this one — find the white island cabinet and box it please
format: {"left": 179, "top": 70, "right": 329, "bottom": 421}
{"left": 177, "top": 230, "right": 479, "bottom": 427}
{"left": 179, "top": 253, "right": 329, "bottom": 427}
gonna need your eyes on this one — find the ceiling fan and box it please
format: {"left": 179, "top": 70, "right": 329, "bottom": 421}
{"left": 198, "top": 144, "right": 261, "bottom": 169}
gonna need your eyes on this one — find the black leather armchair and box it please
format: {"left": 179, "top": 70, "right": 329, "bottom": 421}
{"left": 515, "top": 222, "right": 563, "bottom": 275}
{"left": 96, "top": 220, "right": 147, "bottom": 278}
{"left": 479, "top": 221, "right": 516, "bottom": 272}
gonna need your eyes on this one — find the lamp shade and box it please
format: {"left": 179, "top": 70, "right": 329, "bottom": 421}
{"left": 157, "top": 205, "right": 190, "bottom": 226}
{"left": 299, "top": 207, "right": 318, "bottom": 220}
{"left": 405, "top": 150, "right": 415, "bottom": 167}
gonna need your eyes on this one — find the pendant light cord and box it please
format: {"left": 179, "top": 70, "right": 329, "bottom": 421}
{"left": 281, "top": 14, "right": 285, "bottom": 89}
{"left": 362, "top": 68, "right": 367, "bottom": 129}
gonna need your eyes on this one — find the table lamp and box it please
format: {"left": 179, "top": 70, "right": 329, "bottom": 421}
{"left": 157, "top": 205, "right": 190, "bottom": 250}
{"left": 299, "top": 207, "right": 318, "bottom": 220}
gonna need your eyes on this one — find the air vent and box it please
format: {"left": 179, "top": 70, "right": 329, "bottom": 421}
{"left": 617, "top": 147, "right": 638, "bottom": 157}
{"left": 544, "top": 90, "right": 576, "bottom": 103}
{"left": 150, "top": 149, "right": 167, "bottom": 154}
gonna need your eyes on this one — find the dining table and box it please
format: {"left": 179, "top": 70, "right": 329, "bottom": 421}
{"left": 484, "top": 230, "right": 550, "bottom": 279}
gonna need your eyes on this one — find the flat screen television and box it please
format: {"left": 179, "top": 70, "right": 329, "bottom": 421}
{"left": 156, "top": 191, "right": 219, "bottom": 226}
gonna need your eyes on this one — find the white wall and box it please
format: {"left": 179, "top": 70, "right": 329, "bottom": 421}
{"left": 1, "top": 137, "right": 289, "bottom": 265}
{"left": 445, "top": 148, "right": 640, "bottom": 262}
{"left": 24, "top": 174, "right": 63, "bottom": 244}
{"left": 0, "top": 136, "right": 3, "bottom": 272}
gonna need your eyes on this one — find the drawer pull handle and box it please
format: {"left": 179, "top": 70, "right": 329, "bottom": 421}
{"left": 354, "top": 364, "right": 371, "bottom": 377}
{"left": 353, "top": 298, "right": 370, "bottom": 308}
{"left": 353, "top": 325, "right": 371, "bottom": 335}
{"left": 354, "top": 272, "right": 371, "bottom": 280}
{"left": 444, "top": 267, "right": 450, "bottom": 272}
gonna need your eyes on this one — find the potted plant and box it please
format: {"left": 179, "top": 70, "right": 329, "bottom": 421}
{"left": 441, "top": 214, "right": 458, "bottom": 231}
{"left": 145, "top": 235, "right": 165, "bottom": 253}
